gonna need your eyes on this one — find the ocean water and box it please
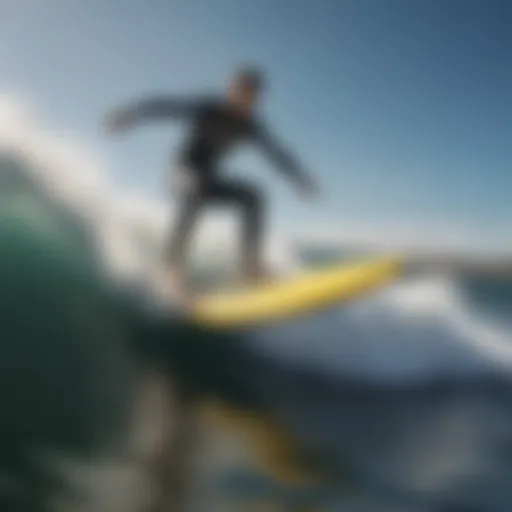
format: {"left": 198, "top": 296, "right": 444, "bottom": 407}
{"left": 0, "top": 108, "right": 512, "bottom": 512}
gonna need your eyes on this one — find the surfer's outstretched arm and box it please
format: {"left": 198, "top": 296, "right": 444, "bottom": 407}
{"left": 254, "top": 122, "right": 317, "bottom": 197}
{"left": 105, "top": 96, "right": 200, "bottom": 133}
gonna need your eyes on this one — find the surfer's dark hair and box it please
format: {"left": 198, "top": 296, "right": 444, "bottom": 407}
{"left": 233, "top": 64, "right": 265, "bottom": 92}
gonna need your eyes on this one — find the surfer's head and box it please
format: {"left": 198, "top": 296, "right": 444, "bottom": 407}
{"left": 227, "top": 65, "right": 265, "bottom": 114}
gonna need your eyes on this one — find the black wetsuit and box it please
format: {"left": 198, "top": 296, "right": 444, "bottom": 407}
{"left": 123, "top": 95, "right": 308, "bottom": 271}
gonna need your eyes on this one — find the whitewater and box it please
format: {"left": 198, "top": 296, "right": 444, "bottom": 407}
{"left": 1, "top": 93, "right": 512, "bottom": 511}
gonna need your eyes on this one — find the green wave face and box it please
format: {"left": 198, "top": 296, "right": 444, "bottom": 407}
{"left": 0, "top": 154, "right": 340, "bottom": 512}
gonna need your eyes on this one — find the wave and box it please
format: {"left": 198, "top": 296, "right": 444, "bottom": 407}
{"left": 3, "top": 94, "right": 512, "bottom": 512}
{"left": 249, "top": 274, "right": 512, "bottom": 385}
{"left": 1, "top": 93, "right": 511, "bottom": 390}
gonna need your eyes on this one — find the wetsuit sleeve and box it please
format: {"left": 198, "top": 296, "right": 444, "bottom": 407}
{"left": 121, "top": 95, "right": 205, "bottom": 122}
{"left": 254, "top": 122, "right": 310, "bottom": 186}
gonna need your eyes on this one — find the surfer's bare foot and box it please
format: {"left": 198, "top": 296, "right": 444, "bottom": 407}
{"left": 243, "top": 263, "right": 274, "bottom": 285}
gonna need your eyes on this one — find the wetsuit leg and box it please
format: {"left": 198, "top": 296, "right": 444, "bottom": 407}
{"left": 167, "top": 168, "right": 264, "bottom": 278}
{"left": 206, "top": 177, "right": 264, "bottom": 277}
{"left": 167, "top": 174, "right": 204, "bottom": 269}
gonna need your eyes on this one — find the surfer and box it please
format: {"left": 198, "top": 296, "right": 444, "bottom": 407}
{"left": 104, "top": 65, "right": 318, "bottom": 297}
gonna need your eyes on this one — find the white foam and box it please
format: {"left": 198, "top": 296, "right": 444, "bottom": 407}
{"left": 251, "top": 275, "right": 512, "bottom": 384}
{"left": 380, "top": 277, "right": 512, "bottom": 366}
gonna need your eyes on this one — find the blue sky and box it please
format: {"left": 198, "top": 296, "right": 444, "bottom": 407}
{"left": 1, "top": 0, "right": 511, "bottom": 242}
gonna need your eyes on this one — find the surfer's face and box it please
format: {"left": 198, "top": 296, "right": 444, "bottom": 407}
{"left": 228, "top": 77, "right": 261, "bottom": 115}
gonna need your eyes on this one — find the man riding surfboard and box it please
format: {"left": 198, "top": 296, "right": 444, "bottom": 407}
{"left": 104, "top": 65, "right": 318, "bottom": 299}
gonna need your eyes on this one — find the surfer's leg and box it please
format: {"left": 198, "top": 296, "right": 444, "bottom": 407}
{"left": 166, "top": 174, "right": 204, "bottom": 297}
{"left": 168, "top": 197, "right": 201, "bottom": 266}
{"left": 239, "top": 183, "right": 265, "bottom": 281}
{"left": 209, "top": 178, "right": 266, "bottom": 282}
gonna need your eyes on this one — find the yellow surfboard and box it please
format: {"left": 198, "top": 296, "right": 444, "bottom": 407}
{"left": 189, "top": 256, "right": 402, "bottom": 329}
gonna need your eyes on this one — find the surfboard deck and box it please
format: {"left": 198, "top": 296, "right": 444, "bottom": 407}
{"left": 186, "top": 256, "right": 402, "bottom": 330}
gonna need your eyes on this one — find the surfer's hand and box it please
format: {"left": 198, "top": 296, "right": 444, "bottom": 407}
{"left": 104, "top": 108, "right": 134, "bottom": 134}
